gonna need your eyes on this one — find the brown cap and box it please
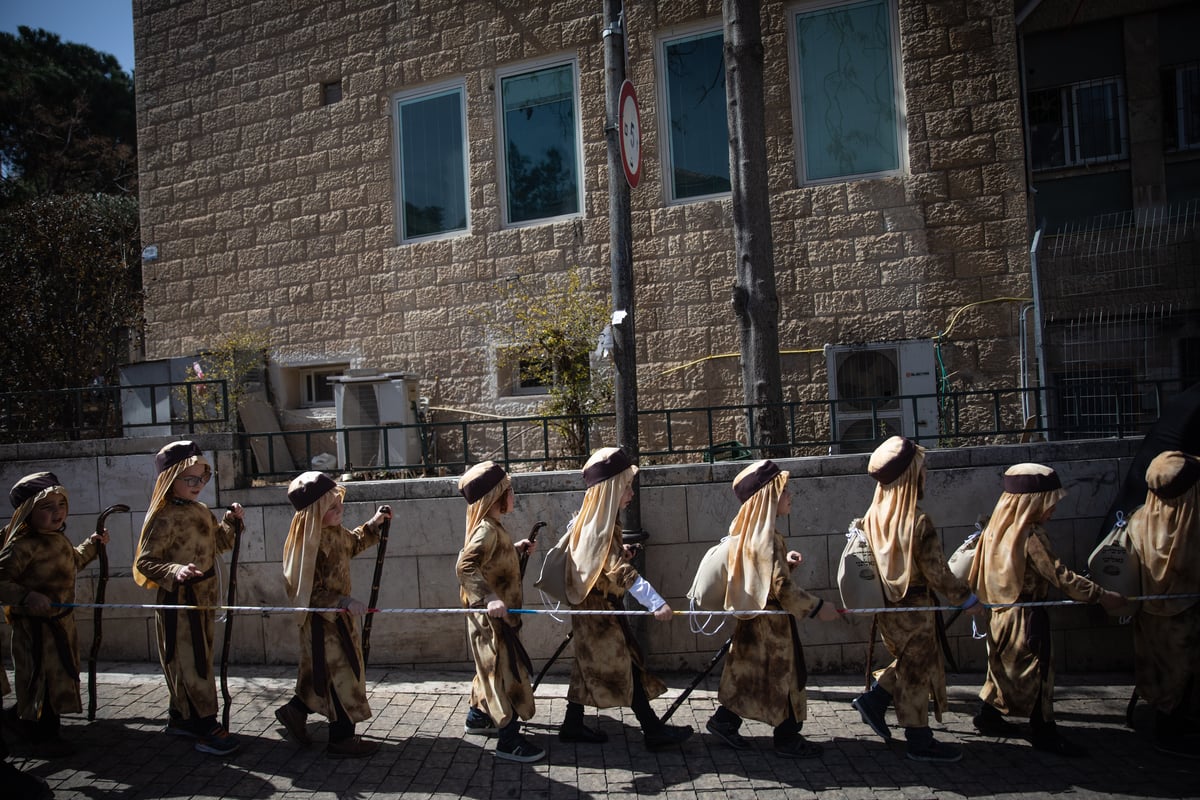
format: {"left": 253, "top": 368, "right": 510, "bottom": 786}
{"left": 868, "top": 436, "right": 916, "bottom": 485}
{"left": 288, "top": 471, "right": 339, "bottom": 511}
{"left": 459, "top": 462, "right": 508, "bottom": 504}
{"left": 732, "top": 460, "right": 783, "bottom": 503}
{"left": 155, "top": 441, "right": 202, "bottom": 473}
{"left": 10, "top": 472, "right": 62, "bottom": 509}
{"left": 1146, "top": 451, "right": 1200, "bottom": 500}
{"left": 1001, "top": 463, "right": 1062, "bottom": 494}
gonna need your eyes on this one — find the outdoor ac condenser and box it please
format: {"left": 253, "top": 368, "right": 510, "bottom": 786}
{"left": 824, "top": 340, "right": 938, "bottom": 454}
{"left": 330, "top": 371, "right": 422, "bottom": 470}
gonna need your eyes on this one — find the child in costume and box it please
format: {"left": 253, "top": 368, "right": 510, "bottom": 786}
{"left": 275, "top": 471, "right": 390, "bottom": 758}
{"left": 704, "top": 460, "right": 842, "bottom": 757}
{"left": 969, "top": 462, "right": 1124, "bottom": 756}
{"left": 0, "top": 472, "right": 108, "bottom": 759}
{"left": 1116, "top": 451, "right": 1199, "bottom": 758}
{"left": 133, "top": 441, "right": 243, "bottom": 756}
{"left": 455, "top": 461, "right": 542, "bottom": 762}
{"left": 557, "top": 446, "right": 691, "bottom": 751}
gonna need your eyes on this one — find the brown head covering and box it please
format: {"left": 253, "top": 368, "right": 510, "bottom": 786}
{"left": 1126, "top": 451, "right": 1200, "bottom": 615}
{"left": 459, "top": 461, "right": 512, "bottom": 546}
{"left": 725, "top": 460, "right": 788, "bottom": 613}
{"left": 2, "top": 472, "right": 69, "bottom": 547}
{"left": 134, "top": 441, "right": 211, "bottom": 589}
{"left": 861, "top": 436, "right": 926, "bottom": 602}
{"left": 563, "top": 447, "right": 638, "bottom": 605}
{"left": 282, "top": 471, "right": 345, "bottom": 607}
{"left": 968, "top": 463, "right": 1067, "bottom": 604}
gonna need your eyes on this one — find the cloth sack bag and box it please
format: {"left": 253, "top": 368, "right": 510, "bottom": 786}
{"left": 1087, "top": 509, "right": 1141, "bottom": 617}
{"left": 687, "top": 536, "right": 732, "bottom": 612}
{"left": 837, "top": 518, "right": 884, "bottom": 611}
{"left": 948, "top": 522, "right": 984, "bottom": 583}
{"left": 533, "top": 534, "right": 573, "bottom": 604}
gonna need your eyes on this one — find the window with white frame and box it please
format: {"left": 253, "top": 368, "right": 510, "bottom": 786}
{"left": 394, "top": 82, "right": 469, "bottom": 242}
{"left": 498, "top": 60, "right": 582, "bottom": 226}
{"left": 791, "top": 0, "right": 903, "bottom": 183}
{"left": 661, "top": 26, "right": 730, "bottom": 202}
{"left": 300, "top": 365, "right": 347, "bottom": 408}
{"left": 1163, "top": 62, "right": 1200, "bottom": 152}
{"left": 1028, "top": 78, "right": 1128, "bottom": 170}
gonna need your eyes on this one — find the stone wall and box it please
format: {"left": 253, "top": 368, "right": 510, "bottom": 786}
{"left": 132, "top": 0, "right": 1033, "bottom": 441}
{"left": 1, "top": 435, "right": 1142, "bottom": 676}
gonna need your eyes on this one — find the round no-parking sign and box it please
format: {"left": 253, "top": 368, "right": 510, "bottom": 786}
{"left": 618, "top": 80, "right": 641, "bottom": 189}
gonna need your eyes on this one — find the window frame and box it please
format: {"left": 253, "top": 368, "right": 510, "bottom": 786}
{"left": 1164, "top": 62, "right": 1200, "bottom": 152}
{"left": 656, "top": 21, "right": 732, "bottom": 205}
{"left": 787, "top": 0, "right": 907, "bottom": 186}
{"left": 1028, "top": 77, "right": 1129, "bottom": 172}
{"left": 495, "top": 55, "right": 585, "bottom": 229}
{"left": 392, "top": 78, "right": 471, "bottom": 244}
{"left": 299, "top": 364, "right": 348, "bottom": 408}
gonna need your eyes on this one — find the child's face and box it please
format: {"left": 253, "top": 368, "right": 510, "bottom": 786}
{"left": 493, "top": 488, "right": 514, "bottom": 516}
{"left": 172, "top": 464, "right": 210, "bottom": 501}
{"left": 322, "top": 494, "right": 345, "bottom": 527}
{"left": 30, "top": 492, "right": 68, "bottom": 532}
{"left": 777, "top": 488, "right": 792, "bottom": 517}
{"left": 619, "top": 483, "right": 635, "bottom": 510}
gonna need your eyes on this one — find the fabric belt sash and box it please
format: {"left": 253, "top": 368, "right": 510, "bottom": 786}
{"left": 492, "top": 618, "right": 533, "bottom": 685}
{"left": 28, "top": 608, "right": 78, "bottom": 692}
{"left": 310, "top": 612, "right": 361, "bottom": 699}
{"left": 162, "top": 566, "right": 216, "bottom": 679}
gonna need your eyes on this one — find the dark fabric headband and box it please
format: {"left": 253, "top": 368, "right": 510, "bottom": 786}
{"left": 460, "top": 463, "right": 508, "bottom": 504}
{"left": 288, "top": 471, "right": 339, "bottom": 511}
{"left": 156, "top": 440, "right": 202, "bottom": 473}
{"left": 583, "top": 448, "right": 634, "bottom": 488}
{"left": 1002, "top": 470, "right": 1062, "bottom": 494}
{"left": 10, "top": 472, "right": 62, "bottom": 509}
{"left": 733, "top": 460, "right": 782, "bottom": 504}
{"left": 868, "top": 437, "right": 916, "bottom": 485}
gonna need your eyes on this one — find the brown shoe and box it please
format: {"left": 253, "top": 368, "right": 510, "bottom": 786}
{"left": 327, "top": 736, "right": 379, "bottom": 759}
{"left": 274, "top": 704, "right": 312, "bottom": 746}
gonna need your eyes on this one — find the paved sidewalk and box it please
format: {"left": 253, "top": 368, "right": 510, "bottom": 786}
{"left": 5, "top": 665, "right": 1196, "bottom": 799}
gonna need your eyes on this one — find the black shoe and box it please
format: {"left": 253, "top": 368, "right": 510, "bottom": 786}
{"left": 774, "top": 735, "right": 823, "bottom": 758}
{"left": 705, "top": 718, "right": 751, "bottom": 750}
{"left": 973, "top": 708, "right": 1021, "bottom": 738}
{"left": 464, "top": 708, "right": 499, "bottom": 737}
{"left": 1032, "top": 732, "right": 1088, "bottom": 757}
{"left": 645, "top": 724, "right": 692, "bottom": 751}
{"left": 559, "top": 723, "right": 608, "bottom": 743}
{"left": 852, "top": 694, "right": 892, "bottom": 741}
{"left": 496, "top": 735, "right": 546, "bottom": 763}
{"left": 906, "top": 738, "right": 963, "bottom": 763}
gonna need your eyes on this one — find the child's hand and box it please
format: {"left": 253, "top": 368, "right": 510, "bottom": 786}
{"left": 816, "top": 602, "right": 842, "bottom": 622}
{"left": 90, "top": 528, "right": 111, "bottom": 546}
{"left": 1099, "top": 590, "right": 1126, "bottom": 612}
{"left": 24, "top": 590, "right": 51, "bottom": 614}
{"left": 652, "top": 602, "right": 673, "bottom": 621}
{"left": 371, "top": 505, "right": 393, "bottom": 528}
{"left": 341, "top": 595, "right": 368, "bottom": 615}
{"left": 486, "top": 598, "right": 509, "bottom": 618}
{"left": 225, "top": 503, "right": 245, "bottom": 522}
{"left": 515, "top": 538, "right": 537, "bottom": 556}
{"left": 622, "top": 543, "right": 643, "bottom": 561}
{"left": 174, "top": 563, "right": 205, "bottom": 583}
{"left": 786, "top": 550, "right": 802, "bottom": 570}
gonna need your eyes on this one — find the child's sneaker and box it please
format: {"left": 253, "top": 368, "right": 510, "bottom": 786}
{"left": 464, "top": 707, "right": 499, "bottom": 737}
{"left": 165, "top": 716, "right": 199, "bottom": 738}
{"left": 495, "top": 735, "right": 545, "bottom": 763}
{"left": 326, "top": 736, "right": 379, "bottom": 759}
{"left": 194, "top": 723, "right": 240, "bottom": 756}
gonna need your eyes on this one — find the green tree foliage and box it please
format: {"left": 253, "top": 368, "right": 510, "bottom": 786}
{"left": 0, "top": 194, "right": 141, "bottom": 437}
{"left": 490, "top": 268, "right": 613, "bottom": 462}
{"left": 0, "top": 26, "right": 137, "bottom": 201}
{"left": 178, "top": 328, "right": 274, "bottom": 433}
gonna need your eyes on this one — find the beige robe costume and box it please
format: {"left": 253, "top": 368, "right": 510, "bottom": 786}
{"left": 135, "top": 498, "right": 236, "bottom": 721}
{"left": 283, "top": 478, "right": 378, "bottom": 723}
{"left": 1126, "top": 451, "right": 1200, "bottom": 717}
{"left": 564, "top": 449, "right": 667, "bottom": 709}
{"left": 970, "top": 464, "right": 1101, "bottom": 721}
{"left": 0, "top": 483, "right": 97, "bottom": 720}
{"left": 861, "top": 437, "right": 971, "bottom": 728}
{"left": 717, "top": 462, "right": 822, "bottom": 727}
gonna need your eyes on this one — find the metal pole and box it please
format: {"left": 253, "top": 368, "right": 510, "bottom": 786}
{"left": 602, "top": 0, "right": 644, "bottom": 543}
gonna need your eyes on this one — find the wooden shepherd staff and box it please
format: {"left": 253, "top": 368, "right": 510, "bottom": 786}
{"left": 220, "top": 515, "right": 244, "bottom": 731}
{"left": 87, "top": 503, "right": 129, "bottom": 721}
{"left": 361, "top": 506, "right": 391, "bottom": 667}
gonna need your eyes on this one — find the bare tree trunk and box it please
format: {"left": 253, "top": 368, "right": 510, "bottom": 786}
{"left": 724, "top": 0, "right": 788, "bottom": 456}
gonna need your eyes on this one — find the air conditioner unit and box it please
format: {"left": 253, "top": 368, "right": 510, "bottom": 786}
{"left": 824, "top": 340, "right": 937, "bottom": 454}
{"left": 330, "top": 371, "right": 422, "bottom": 470}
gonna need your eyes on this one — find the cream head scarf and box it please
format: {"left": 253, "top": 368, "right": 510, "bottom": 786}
{"left": 861, "top": 436, "right": 926, "bottom": 602}
{"left": 3, "top": 472, "right": 69, "bottom": 547}
{"left": 725, "top": 460, "right": 788, "bottom": 613}
{"left": 459, "top": 461, "right": 512, "bottom": 545}
{"left": 1128, "top": 451, "right": 1200, "bottom": 616}
{"left": 563, "top": 447, "right": 638, "bottom": 605}
{"left": 134, "top": 441, "right": 211, "bottom": 589}
{"left": 969, "top": 463, "right": 1067, "bottom": 605}
{"left": 282, "top": 471, "right": 345, "bottom": 609}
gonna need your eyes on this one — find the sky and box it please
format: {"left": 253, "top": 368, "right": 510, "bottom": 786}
{"left": 1, "top": 0, "right": 136, "bottom": 73}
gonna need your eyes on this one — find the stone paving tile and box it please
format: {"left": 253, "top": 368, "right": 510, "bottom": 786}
{"left": 2, "top": 665, "right": 1197, "bottom": 799}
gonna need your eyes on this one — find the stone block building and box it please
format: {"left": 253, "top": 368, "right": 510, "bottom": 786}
{"left": 131, "top": 0, "right": 1197, "bottom": 466}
